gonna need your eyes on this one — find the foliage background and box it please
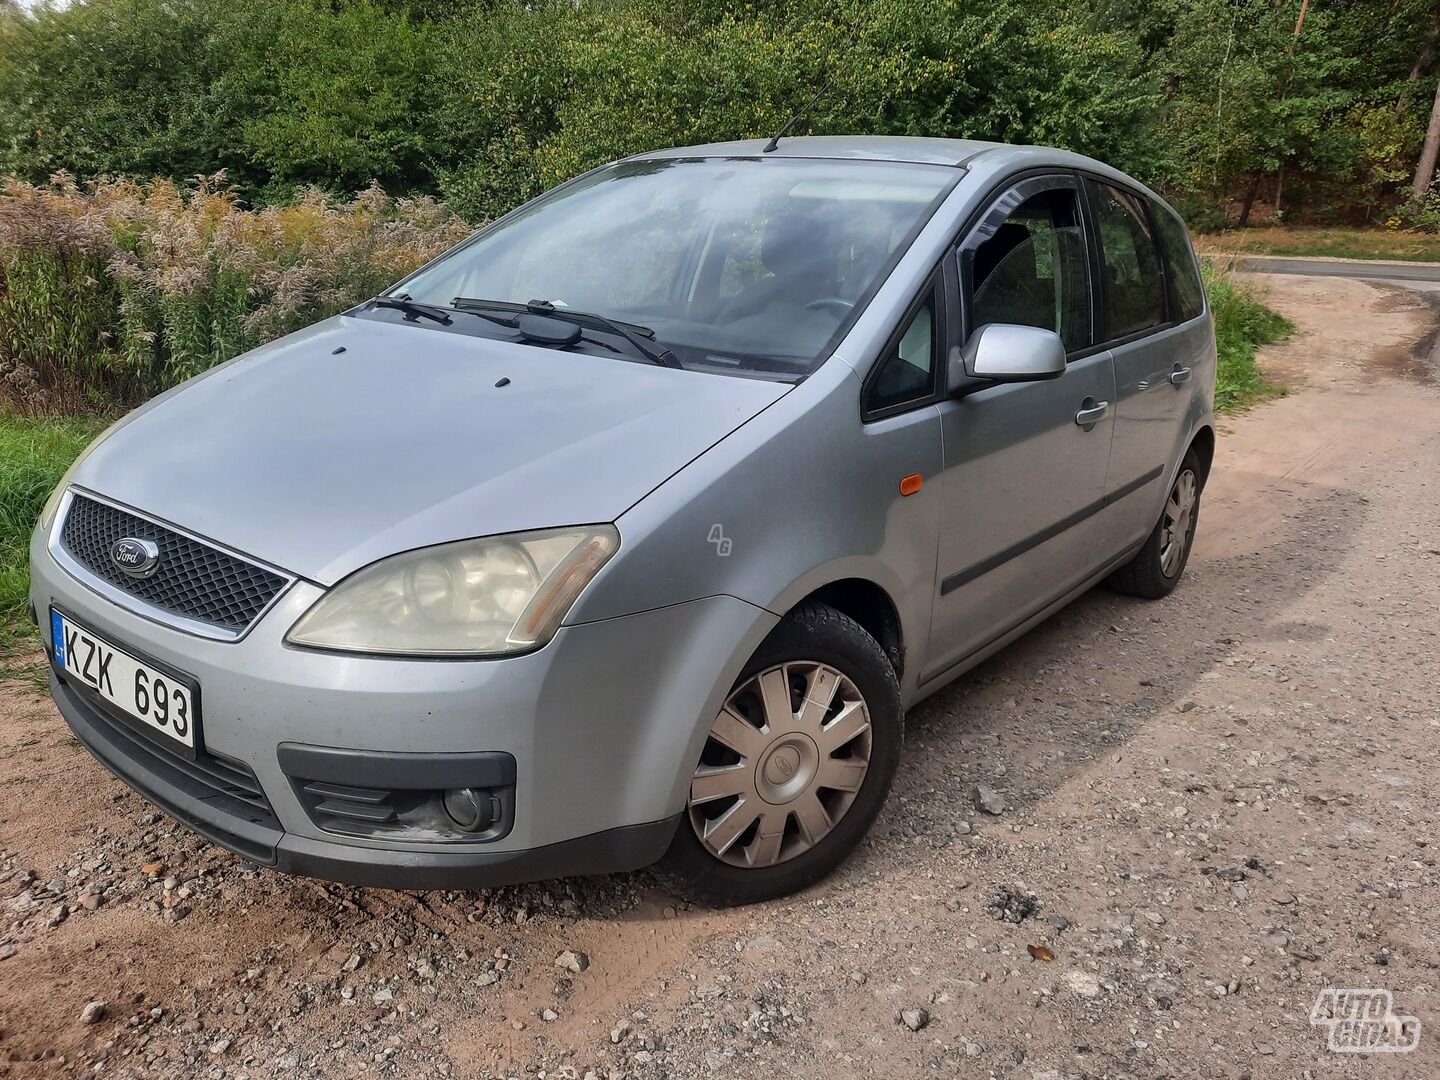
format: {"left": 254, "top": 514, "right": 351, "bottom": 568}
{"left": 3, "top": 0, "right": 1437, "bottom": 225}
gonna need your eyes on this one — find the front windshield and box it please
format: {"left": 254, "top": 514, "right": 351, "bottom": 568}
{"left": 394, "top": 157, "right": 955, "bottom": 377}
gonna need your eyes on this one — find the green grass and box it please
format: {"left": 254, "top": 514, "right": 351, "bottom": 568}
{"left": 1194, "top": 227, "right": 1440, "bottom": 263}
{"left": 1206, "top": 271, "right": 1293, "bottom": 413}
{"left": 0, "top": 415, "right": 104, "bottom": 653}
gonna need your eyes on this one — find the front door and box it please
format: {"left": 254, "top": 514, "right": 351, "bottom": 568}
{"left": 924, "top": 174, "right": 1117, "bottom": 683}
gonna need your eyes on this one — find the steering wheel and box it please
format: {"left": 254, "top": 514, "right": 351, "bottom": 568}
{"left": 804, "top": 297, "right": 855, "bottom": 315}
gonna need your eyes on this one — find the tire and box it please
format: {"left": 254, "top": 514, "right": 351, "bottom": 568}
{"left": 1106, "top": 448, "right": 1204, "bottom": 600}
{"left": 654, "top": 601, "right": 903, "bottom": 907}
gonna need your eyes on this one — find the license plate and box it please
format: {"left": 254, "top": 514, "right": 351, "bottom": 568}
{"left": 51, "top": 610, "right": 198, "bottom": 753}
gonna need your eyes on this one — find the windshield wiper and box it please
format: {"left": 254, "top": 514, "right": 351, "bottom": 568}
{"left": 371, "top": 295, "right": 626, "bottom": 361}
{"left": 371, "top": 294, "right": 453, "bottom": 325}
{"left": 454, "top": 297, "right": 680, "bottom": 369}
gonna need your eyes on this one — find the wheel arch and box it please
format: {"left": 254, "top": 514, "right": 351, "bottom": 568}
{"left": 1189, "top": 424, "right": 1216, "bottom": 489}
{"left": 777, "top": 575, "right": 907, "bottom": 680}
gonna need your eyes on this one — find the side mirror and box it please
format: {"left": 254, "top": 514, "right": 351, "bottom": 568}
{"left": 952, "top": 323, "right": 1066, "bottom": 388}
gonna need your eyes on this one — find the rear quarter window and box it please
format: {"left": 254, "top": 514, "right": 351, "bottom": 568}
{"left": 1153, "top": 207, "right": 1205, "bottom": 322}
{"left": 1090, "top": 182, "right": 1166, "bottom": 339}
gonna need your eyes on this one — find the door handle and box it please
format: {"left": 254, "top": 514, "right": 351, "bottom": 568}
{"left": 1168, "top": 366, "right": 1192, "bottom": 386}
{"left": 1074, "top": 400, "right": 1110, "bottom": 427}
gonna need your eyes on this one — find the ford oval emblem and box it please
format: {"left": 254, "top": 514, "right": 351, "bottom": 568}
{"left": 110, "top": 537, "right": 160, "bottom": 579}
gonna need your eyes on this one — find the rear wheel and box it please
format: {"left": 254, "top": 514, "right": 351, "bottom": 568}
{"left": 1106, "top": 448, "right": 1203, "bottom": 599}
{"left": 655, "top": 601, "right": 902, "bottom": 907}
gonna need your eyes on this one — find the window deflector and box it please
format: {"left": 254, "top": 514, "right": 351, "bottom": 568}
{"left": 956, "top": 174, "right": 1094, "bottom": 360}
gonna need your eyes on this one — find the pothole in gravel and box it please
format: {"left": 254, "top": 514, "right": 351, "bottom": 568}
{"left": 987, "top": 886, "right": 1040, "bottom": 923}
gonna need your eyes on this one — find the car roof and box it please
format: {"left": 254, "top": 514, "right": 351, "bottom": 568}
{"left": 631, "top": 135, "right": 1008, "bottom": 167}
{"left": 630, "top": 136, "right": 1170, "bottom": 211}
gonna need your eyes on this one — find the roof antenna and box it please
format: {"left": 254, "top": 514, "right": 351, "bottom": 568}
{"left": 762, "top": 76, "right": 837, "bottom": 153}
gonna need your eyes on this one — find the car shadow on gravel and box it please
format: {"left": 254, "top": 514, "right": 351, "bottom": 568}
{"left": 882, "top": 478, "right": 1365, "bottom": 858}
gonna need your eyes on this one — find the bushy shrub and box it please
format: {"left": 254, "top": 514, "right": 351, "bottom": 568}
{"left": 0, "top": 174, "right": 471, "bottom": 411}
{"left": 0, "top": 0, "right": 280, "bottom": 193}
{"left": 0, "top": 0, "right": 1167, "bottom": 221}
{"left": 428, "top": 0, "right": 1162, "bottom": 221}
{"left": 242, "top": 0, "right": 438, "bottom": 197}
{"left": 1206, "top": 264, "right": 1293, "bottom": 410}
{"left": 1390, "top": 182, "right": 1440, "bottom": 233}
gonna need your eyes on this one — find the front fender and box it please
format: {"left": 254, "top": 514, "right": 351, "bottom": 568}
{"left": 569, "top": 360, "right": 943, "bottom": 703}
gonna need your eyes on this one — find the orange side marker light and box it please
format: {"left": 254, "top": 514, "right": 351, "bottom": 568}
{"left": 899, "top": 473, "right": 923, "bottom": 496}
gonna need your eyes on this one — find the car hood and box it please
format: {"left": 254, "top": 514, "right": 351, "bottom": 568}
{"left": 71, "top": 316, "right": 789, "bottom": 585}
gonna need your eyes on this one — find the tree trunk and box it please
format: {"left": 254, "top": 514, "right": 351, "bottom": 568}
{"left": 1291, "top": 0, "right": 1309, "bottom": 43}
{"left": 1412, "top": 78, "right": 1440, "bottom": 197}
{"left": 1397, "top": 12, "right": 1440, "bottom": 117}
{"left": 1236, "top": 174, "right": 1263, "bottom": 227}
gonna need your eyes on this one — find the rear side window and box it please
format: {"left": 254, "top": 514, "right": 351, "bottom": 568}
{"left": 1153, "top": 207, "right": 1205, "bottom": 322}
{"left": 1090, "top": 182, "right": 1165, "bottom": 339}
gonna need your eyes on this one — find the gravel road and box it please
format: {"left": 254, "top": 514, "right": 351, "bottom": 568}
{"left": 1213, "top": 253, "right": 1440, "bottom": 283}
{"left": 1, "top": 273, "right": 1438, "bottom": 1080}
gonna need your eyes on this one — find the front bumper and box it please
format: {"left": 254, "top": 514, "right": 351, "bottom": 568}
{"left": 32, "top": 526, "right": 775, "bottom": 889}
{"left": 53, "top": 670, "right": 679, "bottom": 888}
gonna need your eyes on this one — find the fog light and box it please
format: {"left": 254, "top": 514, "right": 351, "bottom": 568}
{"left": 443, "top": 787, "right": 496, "bottom": 833}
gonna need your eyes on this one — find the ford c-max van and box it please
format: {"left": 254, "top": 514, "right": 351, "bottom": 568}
{"left": 32, "top": 137, "right": 1215, "bottom": 905}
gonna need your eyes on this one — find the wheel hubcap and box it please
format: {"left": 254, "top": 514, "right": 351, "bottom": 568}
{"left": 1160, "top": 468, "right": 1198, "bottom": 577}
{"left": 687, "top": 661, "right": 872, "bottom": 869}
{"left": 756, "top": 734, "right": 818, "bottom": 803}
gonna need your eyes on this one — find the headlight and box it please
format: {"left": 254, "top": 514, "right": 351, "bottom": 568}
{"left": 38, "top": 479, "right": 69, "bottom": 533}
{"left": 286, "top": 525, "right": 618, "bottom": 657}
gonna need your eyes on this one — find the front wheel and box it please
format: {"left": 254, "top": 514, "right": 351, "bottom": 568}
{"left": 655, "top": 601, "right": 903, "bottom": 907}
{"left": 1106, "top": 448, "right": 1203, "bottom": 599}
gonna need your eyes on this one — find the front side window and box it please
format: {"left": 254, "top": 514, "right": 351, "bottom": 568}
{"left": 867, "top": 290, "right": 937, "bottom": 414}
{"left": 1152, "top": 206, "right": 1205, "bottom": 322}
{"left": 392, "top": 158, "right": 955, "bottom": 378}
{"left": 966, "top": 187, "right": 1090, "bottom": 353}
{"left": 1090, "top": 182, "right": 1166, "bottom": 339}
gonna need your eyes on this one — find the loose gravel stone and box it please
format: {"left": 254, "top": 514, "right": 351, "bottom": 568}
{"left": 555, "top": 949, "right": 590, "bottom": 973}
{"left": 898, "top": 1007, "right": 930, "bottom": 1032}
{"left": 971, "top": 784, "right": 1007, "bottom": 815}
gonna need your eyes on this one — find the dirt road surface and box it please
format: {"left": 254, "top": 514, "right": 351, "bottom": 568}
{"left": 2, "top": 274, "right": 1438, "bottom": 1080}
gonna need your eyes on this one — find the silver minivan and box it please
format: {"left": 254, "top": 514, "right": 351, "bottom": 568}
{"left": 31, "top": 137, "right": 1214, "bottom": 905}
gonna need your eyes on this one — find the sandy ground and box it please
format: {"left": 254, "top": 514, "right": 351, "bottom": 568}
{"left": 1, "top": 273, "right": 1438, "bottom": 1080}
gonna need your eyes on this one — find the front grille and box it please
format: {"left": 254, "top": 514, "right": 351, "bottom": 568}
{"left": 60, "top": 494, "right": 288, "bottom": 633}
{"left": 196, "top": 751, "right": 274, "bottom": 817}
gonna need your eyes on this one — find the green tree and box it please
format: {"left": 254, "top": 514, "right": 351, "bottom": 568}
{"left": 1156, "top": 0, "right": 1439, "bottom": 224}
{"left": 0, "top": 0, "right": 280, "bottom": 190}
{"left": 3, "top": 0, "right": 1439, "bottom": 227}
{"left": 242, "top": 1, "right": 437, "bottom": 198}
{"left": 428, "top": 0, "right": 1162, "bottom": 221}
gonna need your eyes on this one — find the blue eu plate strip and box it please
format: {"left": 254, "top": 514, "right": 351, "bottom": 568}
{"left": 51, "top": 610, "right": 65, "bottom": 666}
